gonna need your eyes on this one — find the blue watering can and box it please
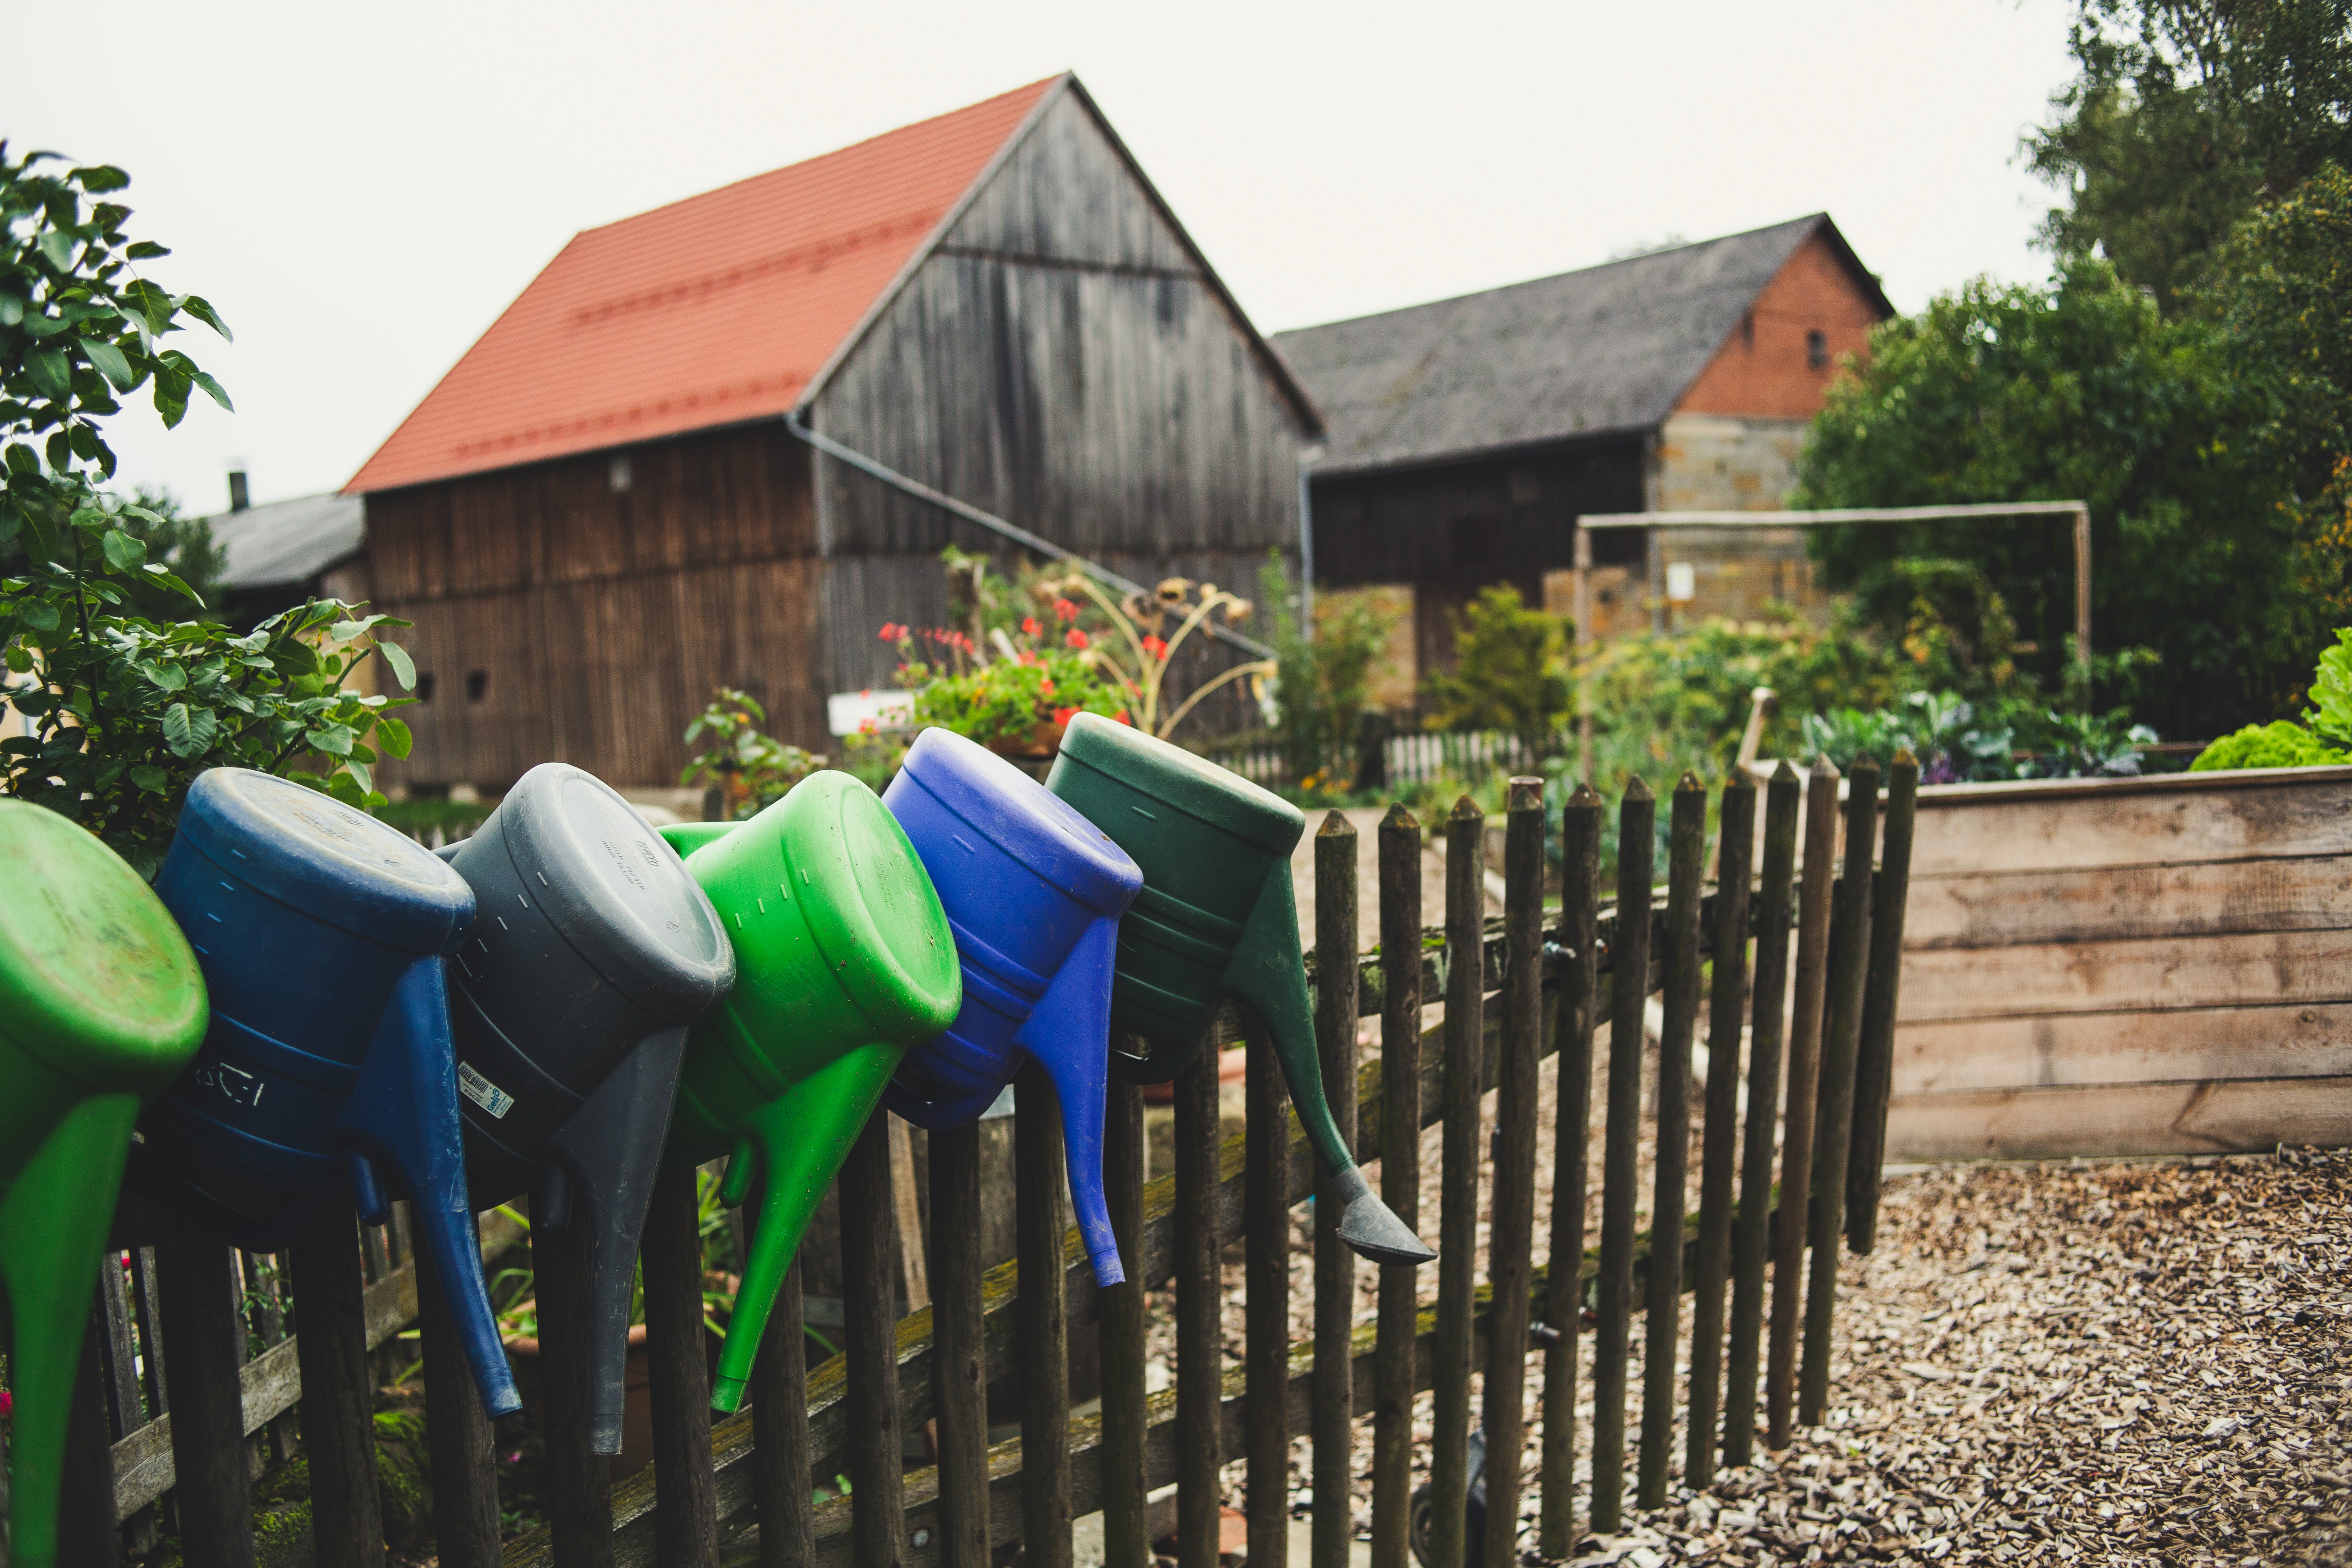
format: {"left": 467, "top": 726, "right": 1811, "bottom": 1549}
{"left": 880, "top": 726, "right": 1143, "bottom": 1288}
{"left": 140, "top": 767, "right": 521, "bottom": 1417}
{"left": 437, "top": 763, "right": 735, "bottom": 1454}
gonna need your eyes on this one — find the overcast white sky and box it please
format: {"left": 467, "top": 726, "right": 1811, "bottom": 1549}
{"left": 3, "top": 0, "right": 2078, "bottom": 514}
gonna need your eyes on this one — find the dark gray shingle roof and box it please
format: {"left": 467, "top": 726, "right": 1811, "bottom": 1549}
{"left": 201, "top": 491, "right": 366, "bottom": 590}
{"left": 1272, "top": 216, "right": 1858, "bottom": 475}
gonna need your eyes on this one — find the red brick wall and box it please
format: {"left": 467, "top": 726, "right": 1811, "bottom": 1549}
{"left": 1674, "top": 231, "right": 1886, "bottom": 420}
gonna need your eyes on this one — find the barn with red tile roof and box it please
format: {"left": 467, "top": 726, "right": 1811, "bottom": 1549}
{"left": 346, "top": 75, "right": 1319, "bottom": 789}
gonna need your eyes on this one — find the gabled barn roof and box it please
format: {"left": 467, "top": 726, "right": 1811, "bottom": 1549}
{"left": 1270, "top": 215, "right": 1888, "bottom": 477}
{"left": 346, "top": 79, "right": 1060, "bottom": 494}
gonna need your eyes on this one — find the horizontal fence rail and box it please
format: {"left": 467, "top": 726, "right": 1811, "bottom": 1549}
{"left": 37, "top": 761, "right": 1922, "bottom": 1568}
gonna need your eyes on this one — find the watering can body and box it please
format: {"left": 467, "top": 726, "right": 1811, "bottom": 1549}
{"left": 658, "top": 771, "right": 961, "bottom": 1412}
{"left": 437, "top": 763, "right": 735, "bottom": 1454}
{"left": 0, "top": 799, "right": 209, "bottom": 1568}
{"left": 140, "top": 767, "right": 521, "bottom": 1417}
{"left": 880, "top": 726, "right": 1142, "bottom": 1288}
{"left": 1045, "top": 712, "right": 1434, "bottom": 1266}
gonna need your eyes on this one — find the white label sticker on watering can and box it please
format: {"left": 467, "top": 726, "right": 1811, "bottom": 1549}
{"left": 457, "top": 1060, "right": 517, "bottom": 1119}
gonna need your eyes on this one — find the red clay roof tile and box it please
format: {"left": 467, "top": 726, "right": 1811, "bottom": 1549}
{"left": 345, "top": 78, "right": 1058, "bottom": 494}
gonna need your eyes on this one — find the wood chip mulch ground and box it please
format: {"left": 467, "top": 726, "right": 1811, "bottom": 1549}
{"left": 1538, "top": 1148, "right": 2352, "bottom": 1568}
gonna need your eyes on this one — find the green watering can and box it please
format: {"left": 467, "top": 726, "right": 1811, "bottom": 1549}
{"left": 0, "top": 800, "right": 209, "bottom": 1568}
{"left": 659, "top": 771, "right": 961, "bottom": 1413}
{"left": 1046, "top": 713, "right": 1434, "bottom": 1267}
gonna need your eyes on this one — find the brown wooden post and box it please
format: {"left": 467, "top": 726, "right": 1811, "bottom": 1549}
{"left": 1846, "top": 749, "right": 1920, "bottom": 1253}
{"left": 2074, "top": 506, "right": 2094, "bottom": 684}
{"left": 129, "top": 1245, "right": 174, "bottom": 1540}
{"left": 61, "top": 1296, "right": 118, "bottom": 1566}
{"left": 290, "top": 1214, "right": 386, "bottom": 1568}
{"left": 1101, "top": 1075, "right": 1150, "bottom": 1568}
{"left": 1428, "top": 795, "right": 1488, "bottom": 1568}
{"left": 532, "top": 1210, "right": 614, "bottom": 1568}
{"left": 1538, "top": 784, "right": 1602, "bottom": 1555}
{"left": 1016, "top": 1064, "right": 1074, "bottom": 1568}
{"left": 1481, "top": 778, "right": 1546, "bottom": 1568}
{"left": 96, "top": 1246, "right": 157, "bottom": 1555}
{"left": 417, "top": 1220, "right": 504, "bottom": 1568}
{"left": 158, "top": 1232, "right": 255, "bottom": 1568}
{"left": 644, "top": 1163, "right": 719, "bottom": 1567}
{"left": 843, "top": 1114, "right": 909, "bottom": 1568}
{"left": 1637, "top": 775, "right": 1706, "bottom": 1509}
{"left": 1801, "top": 759, "right": 1878, "bottom": 1427}
{"left": 1767, "top": 757, "right": 1839, "bottom": 1448}
{"left": 928, "top": 1124, "right": 989, "bottom": 1568}
{"left": 1313, "top": 812, "right": 1361, "bottom": 1568}
{"left": 1244, "top": 1007, "right": 1290, "bottom": 1568}
{"left": 1590, "top": 776, "right": 1654, "bottom": 1532}
{"left": 1371, "top": 804, "right": 1424, "bottom": 1568}
{"left": 751, "top": 1250, "right": 816, "bottom": 1568}
{"left": 1686, "top": 774, "right": 1755, "bottom": 1487}
{"left": 1724, "top": 763, "right": 1800, "bottom": 1469}
{"left": 1172, "top": 1049, "right": 1223, "bottom": 1568}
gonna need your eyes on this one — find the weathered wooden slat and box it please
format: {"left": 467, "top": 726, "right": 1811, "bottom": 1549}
{"left": 929, "top": 1122, "right": 987, "bottom": 1568}
{"left": 645, "top": 1165, "right": 720, "bottom": 1567}
{"left": 1885, "top": 1076, "right": 2352, "bottom": 1160}
{"left": 1429, "top": 795, "right": 1487, "bottom": 1562}
{"left": 1802, "top": 760, "right": 1878, "bottom": 1427}
{"left": 158, "top": 1234, "right": 257, "bottom": 1568}
{"left": 1372, "top": 804, "right": 1424, "bottom": 1568}
{"left": 1892, "top": 1001, "right": 2352, "bottom": 1095}
{"left": 1901, "top": 852, "right": 2352, "bottom": 951}
{"left": 1482, "top": 779, "right": 1546, "bottom": 1560}
{"left": 1638, "top": 776, "right": 1707, "bottom": 1508}
{"left": 1898, "top": 927, "right": 2352, "bottom": 1022}
{"left": 1903, "top": 769, "right": 2352, "bottom": 879}
{"left": 1768, "top": 758, "right": 1840, "bottom": 1450}
{"left": 1312, "top": 812, "right": 1361, "bottom": 1568}
{"left": 1849, "top": 753, "right": 1923, "bottom": 1253}
{"left": 1245, "top": 1009, "right": 1291, "bottom": 1568}
{"left": 844, "top": 1114, "right": 909, "bottom": 1568}
{"left": 1015, "top": 1066, "right": 1074, "bottom": 1568}
{"left": 534, "top": 1209, "right": 615, "bottom": 1568}
{"left": 1537, "top": 785, "right": 1601, "bottom": 1557}
{"left": 290, "top": 1215, "right": 386, "bottom": 1568}
{"left": 1590, "top": 777, "right": 1653, "bottom": 1531}
{"left": 1687, "top": 773, "right": 1755, "bottom": 1488}
{"left": 419, "top": 1222, "right": 504, "bottom": 1568}
{"left": 751, "top": 1249, "right": 816, "bottom": 1568}
{"left": 1172, "top": 1048, "right": 1221, "bottom": 1568}
{"left": 1099, "top": 1079, "right": 1149, "bottom": 1568}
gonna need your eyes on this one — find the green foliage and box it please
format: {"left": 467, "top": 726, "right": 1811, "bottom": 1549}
{"left": 1795, "top": 253, "right": 2282, "bottom": 733}
{"left": 1802, "top": 690, "right": 2159, "bottom": 781}
{"left": 2307, "top": 627, "right": 2352, "bottom": 746}
{"left": 1421, "top": 584, "right": 1571, "bottom": 753}
{"left": 0, "top": 145, "right": 231, "bottom": 512}
{"left": 2024, "top": 0, "right": 2352, "bottom": 305}
{"left": 680, "top": 686, "right": 822, "bottom": 820}
{"left": 2192, "top": 718, "right": 2349, "bottom": 770}
{"left": 1578, "top": 613, "right": 1903, "bottom": 793}
{"left": 1260, "top": 557, "right": 1399, "bottom": 791}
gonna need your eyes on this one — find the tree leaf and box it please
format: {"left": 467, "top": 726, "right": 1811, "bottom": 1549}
{"left": 379, "top": 640, "right": 416, "bottom": 691}
{"left": 306, "top": 723, "right": 355, "bottom": 756}
{"left": 25, "top": 345, "right": 70, "bottom": 399}
{"left": 128, "top": 765, "right": 167, "bottom": 795}
{"left": 125, "top": 241, "right": 170, "bottom": 260}
{"left": 161, "top": 702, "right": 217, "bottom": 758}
{"left": 100, "top": 529, "right": 146, "bottom": 570}
{"left": 180, "top": 295, "right": 232, "bottom": 343}
{"left": 80, "top": 335, "right": 136, "bottom": 390}
{"left": 189, "top": 370, "right": 233, "bottom": 413}
{"left": 343, "top": 757, "right": 374, "bottom": 793}
{"left": 74, "top": 165, "right": 130, "bottom": 194}
{"left": 37, "top": 229, "right": 75, "bottom": 270}
{"left": 144, "top": 660, "right": 188, "bottom": 690}
{"left": 375, "top": 716, "right": 412, "bottom": 759}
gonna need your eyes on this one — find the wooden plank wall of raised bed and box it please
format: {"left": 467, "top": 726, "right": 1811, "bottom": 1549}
{"left": 1884, "top": 765, "right": 2352, "bottom": 1160}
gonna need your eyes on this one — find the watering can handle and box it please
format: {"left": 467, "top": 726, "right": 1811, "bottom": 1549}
{"left": 544, "top": 1025, "right": 691, "bottom": 1455}
{"left": 0, "top": 1092, "right": 142, "bottom": 1568}
{"left": 708, "top": 1040, "right": 902, "bottom": 1413}
{"left": 340, "top": 956, "right": 523, "bottom": 1419}
{"left": 1011, "top": 915, "right": 1126, "bottom": 1287}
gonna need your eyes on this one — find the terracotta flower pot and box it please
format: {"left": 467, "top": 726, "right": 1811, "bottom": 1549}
{"left": 987, "top": 715, "right": 1071, "bottom": 760}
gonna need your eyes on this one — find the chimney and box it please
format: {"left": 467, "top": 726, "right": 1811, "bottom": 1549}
{"left": 227, "top": 468, "right": 250, "bottom": 513}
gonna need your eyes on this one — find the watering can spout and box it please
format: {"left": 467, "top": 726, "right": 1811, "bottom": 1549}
{"left": 0, "top": 1094, "right": 143, "bottom": 1568}
{"left": 1013, "top": 916, "right": 1126, "bottom": 1287}
{"left": 342, "top": 957, "right": 521, "bottom": 1418}
{"left": 707, "top": 1041, "right": 904, "bottom": 1411}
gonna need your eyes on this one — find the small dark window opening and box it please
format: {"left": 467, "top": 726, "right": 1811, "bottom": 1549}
{"left": 465, "top": 670, "right": 489, "bottom": 703}
{"left": 1806, "top": 329, "right": 1829, "bottom": 369}
{"left": 415, "top": 672, "right": 437, "bottom": 704}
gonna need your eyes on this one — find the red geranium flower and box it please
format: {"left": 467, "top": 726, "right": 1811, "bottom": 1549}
{"left": 1141, "top": 635, "right": 1167, "bottom": 659}
{"left": 1052, "top": 706, "right": 1080, "bottom": 725}
{"left": 1040, "top": 679, "right": 1055, "bottom": 696}
{"left": 1054, "top": 598, "right": 1079, "bottom": 622}
{"left": 1065, "top": 628, "right": 1089, "bottom": 650}
{"left": 1022, "top": 617, "right": 1042, "bottom": 636}
{"left": 879, "top": 622, "right": 902, "bottom": 641}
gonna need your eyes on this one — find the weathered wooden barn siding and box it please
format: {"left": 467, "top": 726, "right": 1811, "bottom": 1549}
{"left": 1880, "top": 767, "right": 2352, "bottom": 1160}
{"left": 810, "top": 87, "right": 1309, "bottom": 717}
{"left": 1310, "top": 440, "right": 1646, "bottom": 677}
{"left": 362, "top": 424, "right": 821, "bottom": 786}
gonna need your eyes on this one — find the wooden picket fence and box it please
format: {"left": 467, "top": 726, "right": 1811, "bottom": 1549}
{"left": 52, "top": 758, "right": 1919, "bottom": 1568}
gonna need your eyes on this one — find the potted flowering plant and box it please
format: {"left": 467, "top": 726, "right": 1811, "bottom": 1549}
{"left": 878, "top": 611, "right": 1124, "bottom": 757}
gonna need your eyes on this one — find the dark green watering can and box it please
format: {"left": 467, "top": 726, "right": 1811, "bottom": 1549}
{"left": 659, "top": 771, "right": 962, "bottom": 1412}
{"left": 0, "top": 800, "right": 209, "bottom": 1568}
{"left": 1046, "top": 713, "right": 1434, "bottom": 1267}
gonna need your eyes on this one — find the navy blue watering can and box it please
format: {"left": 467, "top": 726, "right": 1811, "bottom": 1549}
{"left": 881, "top": 726, "right": 1142, "bottom": 1288}
{"left": 140, "top": 767, "right": 521, "bottom": 1417}
{"left": 436, "top": 763, "right": 735, "bottom": 1453}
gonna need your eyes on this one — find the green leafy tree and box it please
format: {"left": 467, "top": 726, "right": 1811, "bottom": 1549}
{"left": 1421, "top": 584, "right": 1571, "bottom": 757}
{"left": 2025, "top": 0, "right": 2352, "bottom": 304}
{"left": 1795, "top": 254, "right": 2283, "bottom": 735}
{"left": 1259, "top": 558, "right": 1398, "bottom": 789}
{"left": 0, "top": 148, "right": 415, "bottom": 873}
